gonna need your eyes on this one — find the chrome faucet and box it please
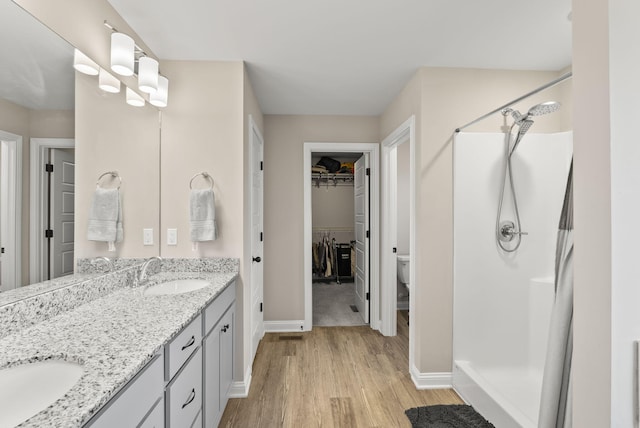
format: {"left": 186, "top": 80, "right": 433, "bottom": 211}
{"left": 138, "top": 256, "right": 162, "bottom": 283}
{"left": 91, "top": 256, "right": 114, "bottom": 272}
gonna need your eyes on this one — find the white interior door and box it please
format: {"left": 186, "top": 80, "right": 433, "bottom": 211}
{"left": 354, "top": 155, "right": 370, "bottom": 323}
{"left": 0, "top": 134, "right": 22, "bottom": 291}
{"left": 50, "top": 148, "right": 75, "bottom": 278}
{"left": 250, "top": 120, "right": 264, "bottom": 359}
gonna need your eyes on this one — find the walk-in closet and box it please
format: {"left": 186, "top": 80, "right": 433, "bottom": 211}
{"left": 311, "top": 153, "right": 363, "bottom": 326}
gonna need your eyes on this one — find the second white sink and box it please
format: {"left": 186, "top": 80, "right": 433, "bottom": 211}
{"left": 144, "top": 279, "right": 211, "bottom": 296}
{"left": 0, "top": 360, "right": 84, "bottom": 427}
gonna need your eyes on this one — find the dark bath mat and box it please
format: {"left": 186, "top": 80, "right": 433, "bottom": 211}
{"left": 405, "top": 405, "right": 495, "bottom": 428}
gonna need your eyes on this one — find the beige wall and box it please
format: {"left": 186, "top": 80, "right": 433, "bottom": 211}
{"left": 380, "top": 67, "right": 571, "bottom": 374}
{"left": 75, "top": 72, "right": 160, "bottom": 258}
{"left": 0, "top": 98, "right": 73, "bottom": 285}
{"left": 263, "top": 115, "right": 378, "bottom": 321}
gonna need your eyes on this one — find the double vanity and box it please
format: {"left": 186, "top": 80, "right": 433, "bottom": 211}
{"left": 0, "top": 258, "right": 238, "bottom": 427}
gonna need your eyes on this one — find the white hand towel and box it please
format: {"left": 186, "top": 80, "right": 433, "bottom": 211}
{"left": 190, "top": 188, "right": 217, "bottom": 250}
{"left": 87, "top": 187, "right": 123, "bottom": 252}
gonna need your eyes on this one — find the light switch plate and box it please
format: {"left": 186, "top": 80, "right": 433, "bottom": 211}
{"left": 167, "top": 228, "right": 177, "bottom": 246}
{"left": 143, "top": 228, "right": 153, "bottom": 246}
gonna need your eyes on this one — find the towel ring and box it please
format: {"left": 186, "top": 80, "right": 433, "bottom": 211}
{"left": 189, "top": 172, "right": 214, "bottom": 190}
{"left": 97, "top": 171, "right": 122, "bottom": 189}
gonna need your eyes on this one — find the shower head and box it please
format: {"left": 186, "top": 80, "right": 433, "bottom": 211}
{"left": 509, "top": 119, "right": 534, "bottom": 156}
{"left": 526, "top": 101, "right": 561, "bottom": 117}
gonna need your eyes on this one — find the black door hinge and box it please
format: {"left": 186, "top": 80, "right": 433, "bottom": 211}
{"left": 393, "top": 247, "right": 397, "bottom": 253}
{"left": 1, "top": 247, "right": 4, "bottom": 254}
{"left": 260, "top": 232, "right": 263, "bottom": 242}
{"left": 260, "top": 161, "right": 263, "bottom": 171}
{"left": 45, "top": 229, "right": 53, "bottom": 238}
{"left": 260, "top": 302, "right": 263, "bottom": 312}
{"left": 45, "top": 163, "right": 53, "bottom": 173}
{"left": 366, "top": 292, "right": 370, "bottom": 300}
{"left": 366, "top": 230, "right": 370, "bottom": 239}
{"left": 365, "top": 167, "right": 370, "bottom": 176}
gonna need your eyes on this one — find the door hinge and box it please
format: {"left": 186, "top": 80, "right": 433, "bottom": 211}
{"left": 45, "top": 163, "right": 53, "bottom": 173}
{"left": 366, "top": 230, "right": 370, "bottom": 239}
{"left": 260, "top": 161, "right": 263, "bottom": 171}
{"left": 393, "top": 247, "right": 397, "bottom": 253}
{"left": 1, "top": 247, "right": 4, "bottom": 254}
{"left": 260, "top": 302, "right": 263, "bottom": 312}
{"left": 366, "top": 292, "right": 370, "bottom": 300}
{"left": 45, "top": 229, "right": 53, "bottom": 238}
{"left": 365, "top": 167, "right": 370, "bottom": 176}
{"left": 260, "top": 232, "right": 263, "bottom": 242}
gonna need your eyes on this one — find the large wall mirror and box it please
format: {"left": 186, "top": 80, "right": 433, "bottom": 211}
{"left": 0, "top": 0, "right": 161, "bottom": 295}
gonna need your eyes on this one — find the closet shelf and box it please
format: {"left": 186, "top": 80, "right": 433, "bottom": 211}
{"left": 311, "top": 172, "right": 354, "bottom": 187}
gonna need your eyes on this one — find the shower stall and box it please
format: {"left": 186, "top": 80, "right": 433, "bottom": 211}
{"left": 452, "top": 102, "right": 572, "bottom": 426}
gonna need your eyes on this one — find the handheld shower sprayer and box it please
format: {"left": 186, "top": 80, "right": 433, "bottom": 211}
{"left": 495, "top": 101, "right": 561, "bottom": 252}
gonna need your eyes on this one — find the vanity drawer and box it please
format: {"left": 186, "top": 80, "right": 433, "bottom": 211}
{"left": 204, "top": 281, "right": 235, "bottom": 335}
{"left": 166, "top": 347, "right": 202, "bottom": 428}
{"left": 166, "top": 314, "right": 202, "bottom": 380}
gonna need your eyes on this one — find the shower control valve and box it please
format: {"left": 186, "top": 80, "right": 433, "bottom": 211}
{"left": 498, "top": 221, "right": 527, "bottom": 242}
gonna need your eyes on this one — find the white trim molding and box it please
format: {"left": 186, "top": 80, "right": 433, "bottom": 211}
{"left": 410, "top": 365, "right": 453, "bottom": 390}
{"left": 303, "top": 142, "right": 380, "bottom": 332}
{"left": 264, "top": 320, "right": 305, "bottom": 333}
{"left": 29, "top": 138, "right": 75, "bottom": 283}
{"left": 229, "top": 365, "right": 252, "bottom": 398}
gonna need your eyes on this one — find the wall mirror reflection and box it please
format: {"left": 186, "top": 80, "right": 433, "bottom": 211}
{"left": 0, "top": 0, "right": 75, "bottom": 291}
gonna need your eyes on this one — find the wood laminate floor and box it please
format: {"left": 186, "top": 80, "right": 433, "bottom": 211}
{"left": 219, "top": 311, "right": 463, "bottom": 427}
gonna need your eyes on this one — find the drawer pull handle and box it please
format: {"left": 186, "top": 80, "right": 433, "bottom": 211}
{"left": 182, "top": 388, "right": 196, "bottom": 409}
{"left": 221, "top": 324, "right": 230, "bottom": 333}
{"left": 181, "top": 335, "right": 195, "bottom": 351}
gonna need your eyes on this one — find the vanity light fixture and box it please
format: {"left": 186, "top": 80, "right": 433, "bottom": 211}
{"left": 126, "top": 87, "right": 145, "bottom": 107}
{"left": 103, "top": 20, "right": 170, "bottom": 107}
{"left": 98, "top": 68, "right": 121, "bottom": 93}
{"left": 73, "top": 49, "right": 99, "bottom": 75}
{"left": 138, "top": 56, "right": 159, "bottom": 93}
{"left": 149, "top": 75, "right": 169, "bottom": 108}
{"left": 110, "top": 32, "right": 135, "bottom": 76}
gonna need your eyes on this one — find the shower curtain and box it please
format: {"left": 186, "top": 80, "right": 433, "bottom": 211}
{"left": 538, "top": 160, "right": 573, "bottom": 428}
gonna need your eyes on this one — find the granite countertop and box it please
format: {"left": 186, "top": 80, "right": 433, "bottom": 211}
{"left": 0, "top": 270, "right": 237, "bottom": 428}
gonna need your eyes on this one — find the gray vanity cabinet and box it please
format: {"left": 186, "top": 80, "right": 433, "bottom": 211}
{"left": 203, "top": 282, "right": 236, "bottom": 427}
{"left": 85, "top": 354, "right": 164, "bottom": 427}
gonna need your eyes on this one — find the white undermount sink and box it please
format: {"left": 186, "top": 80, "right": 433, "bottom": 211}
{"left": 0, "top": 360, "right": 84, "bottom": 427}
{"left": 143, "top": 279, "right": 211, "bottom": 296}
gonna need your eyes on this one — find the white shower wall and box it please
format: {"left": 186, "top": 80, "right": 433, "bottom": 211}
{"left": 453, "top": 131, "right": 572, "bottom": 427}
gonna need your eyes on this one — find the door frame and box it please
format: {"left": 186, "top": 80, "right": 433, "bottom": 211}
{"left": 248, "top": 115, "right": 265, "bottom": 362}
{"left": 303, "top": 142, "right": 380, "bottom": 332}
{"left": 30, "top": 138, "right": 74, "bottom": 283}
{"left": 381, "top": 116, "right": 415, "bottom": 348}
{"left": 0, "top": 130, "right": 23, "bottom": 291}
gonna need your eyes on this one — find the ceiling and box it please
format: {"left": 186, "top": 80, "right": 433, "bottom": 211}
{"left": 107, "top": 0, "right": 572, "bottom": 116}
{"left": 0, "top": 0, "right": 74, "bottom": 110}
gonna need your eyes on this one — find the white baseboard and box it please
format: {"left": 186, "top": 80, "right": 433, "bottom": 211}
{"left": 229, "top": 365, "right": 252, "bottom": 398}
{"left": 264, "top": 320, "right": 305, "bottom": 333}
{"left": 410, "top": 365, "right": 453, "bottom": 389}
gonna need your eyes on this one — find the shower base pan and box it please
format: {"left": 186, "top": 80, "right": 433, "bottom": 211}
{"left": 453, "top": 360, "right": 541, "bottom": 428}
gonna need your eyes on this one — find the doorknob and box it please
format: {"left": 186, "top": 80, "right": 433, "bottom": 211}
{"left": 252, "top": 256, "right": 262, "bottom": 263}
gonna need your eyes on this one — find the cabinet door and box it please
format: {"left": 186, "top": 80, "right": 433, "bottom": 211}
{"left": 86, "top": 355, "right": 164, "bottom": 428}
{"left": 203, "top": 319, "right": 222, "bottom": 428}
{"left": 219, "top": 307, "right": 234, "bottom": 411}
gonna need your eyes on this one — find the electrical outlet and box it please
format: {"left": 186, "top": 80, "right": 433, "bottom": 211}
{"left": 167, "top": 228, "right": 177, "bottom": 245}
{"left": 143, "top": 228, "right": 153, "bottom": 246}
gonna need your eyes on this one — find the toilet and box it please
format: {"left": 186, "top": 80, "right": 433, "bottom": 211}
{"left": 397, "top": 254, "right": 410, "bottom": 291}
